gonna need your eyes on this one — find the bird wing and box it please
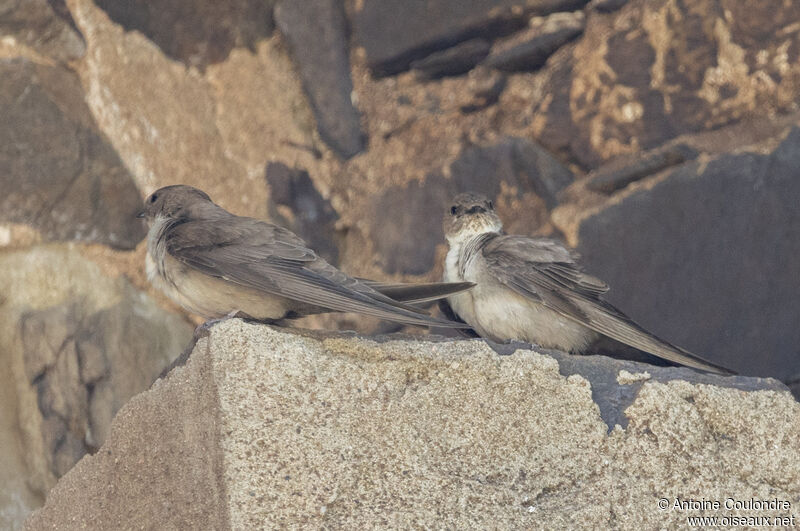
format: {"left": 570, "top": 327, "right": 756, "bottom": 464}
{"left": 165, "top": 216, "right": 466, "bottom": 328}
{"left": 482, "top": 235, "right": 733, "bottom": 374}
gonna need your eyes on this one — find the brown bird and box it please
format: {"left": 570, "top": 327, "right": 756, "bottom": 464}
{"left": 441, "top": 192, "right": 733, "bottom": 374}
{"left": 139, "top": 185, "right": 473, "bottom": 329}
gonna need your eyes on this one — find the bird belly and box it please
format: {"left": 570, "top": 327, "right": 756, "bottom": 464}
{"left": 472, "top": 285, "right": 597, "bottom": 352}
{"left": 147, "top": 252, "right": 293, "bottom": 320}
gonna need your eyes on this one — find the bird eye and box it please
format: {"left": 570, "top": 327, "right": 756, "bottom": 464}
{"left": 149, "top": 194, "right": 158, "bottom": 204}
{"left": 450, "top": 205, "right": 458, "bottom": 215}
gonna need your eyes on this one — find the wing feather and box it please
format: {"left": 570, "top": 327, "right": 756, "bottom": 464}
{"left": 482, "top": 235, "right": 732, "bottom": 374}
{"left": 166, "top": 217, "right": 464, "bottom": 327}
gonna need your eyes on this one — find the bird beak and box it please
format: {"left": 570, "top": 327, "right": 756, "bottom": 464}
{"left": 136, "top": 210, "right": 145, "bottom": 219}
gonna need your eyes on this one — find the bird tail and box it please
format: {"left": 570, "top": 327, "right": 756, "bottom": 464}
{"left": 362, "top": 280, "right": 475, "bottom": 305}
{"left": 575, "top": 299, "right": 735, "bottom": 375}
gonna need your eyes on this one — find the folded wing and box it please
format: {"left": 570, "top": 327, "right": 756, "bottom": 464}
{"left": 166, "top": 217, "right": 468, "bottom": 328}
{"left": 483, "top": 235, "right": 733, "bottom": 374}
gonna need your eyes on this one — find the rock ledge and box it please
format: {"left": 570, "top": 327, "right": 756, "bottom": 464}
{"left": 25, "top": 320, "right": 800, "bottom": 529}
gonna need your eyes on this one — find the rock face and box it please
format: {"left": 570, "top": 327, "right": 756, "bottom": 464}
{"left": 535, "top": 0, "right": 800, "bottom": 167}
{"left": 275, "top": 0, "right": 366, "bottom": 159}
{"left": 0, "top": 0, "right": 86, "bottom": 62}
{"left": 93, "top": 0, "right": 274, "bottom": 68}
{"left": 573, "top": 127, "right": 800, "bottom": 380}
{"left": 0, "top": 246, "right": 192, "bottom": 529}
{"left": 370, "top": 137, "right": 573, "bottom": 275}
{"left": 0, "top": 58, "right": 146, "bottom": 250}
{"left": 484, "top": 11, "right": 585, "bottom": 72}
{"left": 353, "top": 0, "right": 589, "bottom": 76}
{"left": 25, "top": 321, "right": 800, "bottom": 529}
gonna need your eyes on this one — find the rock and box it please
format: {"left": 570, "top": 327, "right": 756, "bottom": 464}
{"left": 370, "top": 137, "right": 572, "bottom": 275}
{"left": 535, "top": 0, "right": 800, "bottom": 168}
{"left": 572, "top": 126, "right": 800, "bottom": 381}
{"left": 66, "top": 0, "right": 314, "bottom": 223}
{"left": 93, "top": 0, "right": 274, "bottom": 68}
{"left": 411, "top": 38, "right": 491, "bottom": 79}
{"left": 589, "top": 0, "right": 628, "bottom": 12}
{"left": 586, "top": 143, "right": 698, "bottom": 194}
{"left": 354, "top": 0, "right": 589, "bottom": 77}
{"left": 24, "top": 321, "right": 800, "bottom": 529}
{"left": 484, "top": 11, "right": 584, "bottom": 72}
{"left": 459, "top": 66, "right": 507, "bottom": 112}
{"left": 0, "top": 0, "right": 85, "bottom": 62}
{"left": 275, "top": 0, "right": 366, "bottom": 159}
{"left": 0, "top": 245, "right": 192, "bottom": 528}
{"left": 450, "top": 136, "right": 574, "bottom": 209}
{"left": 369, "top": 178, "right": 451, "bottom": 275}
{"left": 26, "top": 321, "right": 227, "bottom": 531}
{"left": 265, "top": 161, "right": 340, "bottom": 264}
{"left": 0, "top": 58, "right": 146, "bottom": 249}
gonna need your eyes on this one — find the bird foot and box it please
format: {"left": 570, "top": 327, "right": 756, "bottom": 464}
{"left": 195, "top": 310, "right": 255, "bottom": 337}
{"left": 156, "top": 310, "right": 256, "bottom": 382}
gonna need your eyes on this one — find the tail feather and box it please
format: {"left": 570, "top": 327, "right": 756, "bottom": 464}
{"left": 362, "top": 280, "right": 475, "bottom": 304}
{"left": 575, "top": 300, "right": 734, "bottom": 375}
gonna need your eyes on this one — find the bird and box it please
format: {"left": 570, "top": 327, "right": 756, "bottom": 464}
{"left": 440, "top": 192, "right": 733, "bottom": 374}
{"left": 139, "top": 184, "right": 473, "bottom": 329}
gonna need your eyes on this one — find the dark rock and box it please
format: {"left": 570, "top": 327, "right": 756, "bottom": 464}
{"left": 586, "top": 143, "right": 699, "bottom": 194}
{"left": 589, "top": 0, "right": 628, "bottom": 12}
{"left": 371, "top": 137, "right": 572, "bottom": 275}
{"left": 0, "top": 58, "right": 146, "bottom": 249}
{"left": 411, "top": 39, "right": 491, "bottom": 79}
{"left": 275, "top": 0, "right": 366, "bottom": 159}
{"left": 370, "top": 178, "right": 451, "bottom": 275}
{"left": 0, "top": 0, "right": 85, "bottom": 62}
{"left": 266, "top": 162, "right": 339, "bottom": 264}
{"left": 450, "top": 137, "right": 574, "bottom": 208}
{"left": 484, "top": 12, "right": 584, "bottom": 72}
{"left": 575, "top": 126, "right": 800, "bottom": 381}
{"left": 354, "top": 0, "right": 590, "bottom": 77}
{"left": 94, "top": 0, "right": 274, "bottom": 68}
{"left": 535, "top": 0, "right": 800, "bottom": 168}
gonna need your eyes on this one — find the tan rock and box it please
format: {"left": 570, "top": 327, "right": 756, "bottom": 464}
{"left": 25, "top": 320, "right": 800, "bottom": 529}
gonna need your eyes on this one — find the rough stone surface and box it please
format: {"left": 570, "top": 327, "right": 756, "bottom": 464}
{"left": 0, "top": 245, "right": 192, "bottom": 529}
{"left": 485, "top": 11, "right": 584, "bottom": 72}
{"left": 0, "top": 0, "right": 85, "bottom": 62}
{"left": 459, "top": 66, "right": 508, "bottom": 112}
{"left": 275, "top": 0, "right": 366, "bottom": 159}
{"left": 534, "top": 0, "right": 800, "bottom": 167}
{"left": 0, "top": 58, "right": 146, "bottom": 249}
{"left": 573, "top": 126, "right": 800, "bottom": 380}
{"left": 93, "top": 0, "right": 274, "bottom": 68}
{"left": 25, "top": 321, "right": 800, "bottom": 529}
